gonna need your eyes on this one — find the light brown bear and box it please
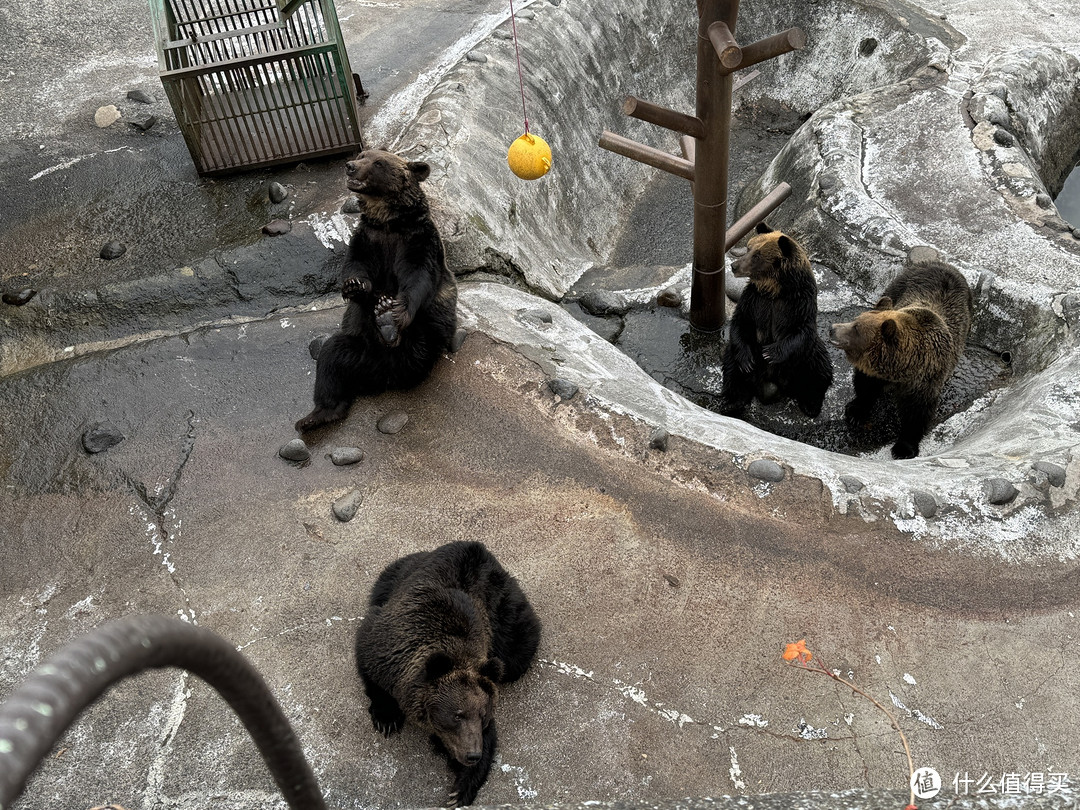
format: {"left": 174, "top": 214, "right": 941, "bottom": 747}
{"left": 830, "top": 260, "right": 973, "bottom": 459}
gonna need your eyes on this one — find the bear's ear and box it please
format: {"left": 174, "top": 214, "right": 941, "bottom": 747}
{"left": 479, "top": 658, "right": 504, "bottom": 683}
{"left": 408, "top": 161, "right": 431, "bottom": 182}
{"left": 881, "top": 318, "right": 899, "bottom": 345}
{"left": 874, "top": 296, "right": 893, "bottom": 310}
{"left": 777, "top": 234, "right": 797, "bottom": 260}
{"left": 423, "top": 652, "right": 455, "bottom": 682}
{"left": 755, "top": 221, "right": 774, "bottom": 235}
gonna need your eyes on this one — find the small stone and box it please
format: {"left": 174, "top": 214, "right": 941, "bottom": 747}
{"left": 99, "top": 241, "right": 127, "bottom": 260}
{"left": 342, "top": 196, "right": 362, "bottom": 214}
{"left": 518, "top": 9, "right": 535, "bottom": 18}
{"left": 984, "top": 478, "right": 1019, "bottom": 505}
{"left": 94, "top": 105, "right": 121, "bottom": 128}
{"left": 1032, "top": 460, "right": 1066, "bottom": 488}
{"left": 127, "top": 89, "right": 154, "bottom": 104}
{"left": 747, "top": 459, "right": 784, "bottom": 483}
{"left": 649, "top": 428, "right": 669, "bottom": 451}
{"left": 663, "top": 573, "right": 680, "bottom": 588}
{"left": 548, "top": 378, "right": 578, "bottom": 400}
{"left": 840, "top": 475, "right": 864, "bottom": 494}
{"left": 268, "top": 182, "right": 288, "bottom": 204}
{"left": 817, "top": 171, "right": 838, "bottom": 191}
{"left": 578, "top": 289, "right": 628, "bottom": 316}
{"left": 1035, "top": 193, "right": 1053, "bottom": 209}
{"left": 377, "top": 410, "right": 409, "bottom": 434}
{"left": 656, "top": 289, "right": 682, "bottom": 308}
{"left": 2, "top": 288, "right": 36, "bottom": 306}
{"left": 331, "top": 446, "right": 365, "bottom": 466}
{"left": 906, "top": 245, "right": 941, "bottom": 265}
{"left": 729, "top": 246, "right": 747, "bottom": 257}
{"left": 333, "top": 489, "right": 363, "bottom": 522}
{"left": 450, "top": 327, "right": 468, "bottom": 352}
{"left": 725, "top": 274, "right": 747, "bottom": 303}
{"left": 494, "top": 29, "right": 512, "bottom": 40}
{"left": 993, "top": 128, "right": 1015, "bottom": 147}
{"left": 262, "top": 219, "right": 292, "bottom": 236}
{"left": 912, "top": 490, "right": 938, "bottom": 518}
{"left": 308, "top": 334, "right": 329, "bottom": 360}
{"left": 82, "top": 422, "right": 125, "bottom": 454}
{"left": 465, "top": 51, "right": 488, "bottom": 63}
{"left": 279, "top": 438, "right": 310, "bottom": 462}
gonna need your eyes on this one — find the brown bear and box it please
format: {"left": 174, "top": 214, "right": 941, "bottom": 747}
{"left": 830, "top": 260, "right": 973, "bottom": 459}
{"left": 354, "top": 541, "right": 542, "bottom": 807}
{"left": 720, "top": 223, "right": 833, "bottom": 418}
{"left": 295, "top": 149, "right": 457, "bottom": 433}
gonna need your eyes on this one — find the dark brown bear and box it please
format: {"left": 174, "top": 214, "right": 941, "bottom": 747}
{"left": 830, "top": 261, "right": 973, "bottom": 459}
{"left": 355, "top": 541, "right": 542, "bottom": 807}
{"left": 720, "top": 223, "right": 833, "bottom": 418}
{"left": 295, "top": 149, "right": 457, "bottom": 432}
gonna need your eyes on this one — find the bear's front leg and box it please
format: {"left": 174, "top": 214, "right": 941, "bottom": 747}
{"left": 343, "top": 275, "right": 373, "bottom": 300}
{"left": 892, "top": 390, "right": 935, "bottom": 460}
{"left": 444, "top": 720, "right": 497, "bottom": 807}
{"left": 844, "top": 370, "right": 885, "bottom": 428}
{"left": 362, "top": 676, "right": 406, "bottom": 737}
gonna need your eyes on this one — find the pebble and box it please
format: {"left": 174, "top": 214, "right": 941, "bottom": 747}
{"left": 907, "top": 245, "right": 941, "bottom": 265}
{"left": 377, "top": 410, "right": 409, "bottom": 434}
{"left": 465, "top": 51, "right": 488, "bottom": 63}
{"left": 747, "top": 459, "right": 784, "bottom": 483}
{"left": 494, "top": 30, "right": 512, "bottom": 40}
{"left": 2, "top": 288, "right": 36, "bottom": 306}
{"left": 817, "top": 171, "right": 838, "bottom": 191}
{"left": 82, "top": 422, "right": 125, "bottom": 454}
{"left": 518, "top": 9, "right": 535, "bottom": 18}
{"left": 912, "top": 490, "right": 938, "bottom": 518}
{"left": 309, "top": 334, "right": 329, "bottom": 360}
{"left": 279, "top": 438, "right": 310, "bottom": 462}
{"left": 333, "top": 489, "right": 363, "bottom": 522}
{"left": 1032, "top": 460, "right": 1066, "bottom": 488}
{"left": 656, "top": 289, "right": 682, "bottom": 308}
{"left": 728, "top": 246, "right": 747, "bottom": 257}
{"left": 663, "top": 573, "right": 680, "bottom": 587}
{"left": 263, "top": 219, "right": 292, "bottom": 236}
{"left": 94, "top": 105, "right": 121, "bottom": 128}
{"left": 984, "top": 478, "right": 1018, "bottom": 505}
{"left": 342, "top": 196, "right": 362, "bottom": 214}
{"left": 993, "top": 128, "right": 1015, "bottom": 147}
{"left": 99, "top": 241, "right": 127, "bottom": 260}
{"left": 268, "top": 182, "right": 288, "bottom": 204}
{"left": 578, "top": 289, "right": 628, "bottom": 317}
{"left": 649, "top": 428, "right": 669, "bottom": 451}
{"left": 127, "top": 89, "right": 154, "bottom": 104}
{"left": 840, "top": 475, "right": 864, "bottom": 494}
{"left": 331, "top": 447, "right": 364, "bottom": 466}
{"left": 137, "top": 115, "right": 158, "bottom": 131}
{"left": 548, "top": 378, "right": 578, "bottom": 400}
{"left": 1035, "top": 193, "right": 1053, "bottom": 209}
{"left": 450, "top": 327, "right": 468, "bottom": 352}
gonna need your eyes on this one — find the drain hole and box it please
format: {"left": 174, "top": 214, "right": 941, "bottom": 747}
{"left": 858, "top": 38, "right": 879, "bottom": 57}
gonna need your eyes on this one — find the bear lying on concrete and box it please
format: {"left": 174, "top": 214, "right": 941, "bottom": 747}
{"left": 295, "top": 149, "right": 457, "bottom": 433}
{"left": 355, "top": 541, "right": 542, "bottom": 807}
{"left": 720, "top": 223, "right": 833, "bottom": 418}
{"left": 830, "top": 260, "right": 973, "bottom": 459}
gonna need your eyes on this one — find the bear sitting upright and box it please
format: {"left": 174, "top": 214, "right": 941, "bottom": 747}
{"left": 355, "top": 541, "right": 542, "bottom": 807}
{"left": 830, "top": 260, "right": 973, "bottom": 459}
{"left": 295, "top": 149, "right": 458, "bottom": 433}
{"left": 720, "top": 223, "right": 833, "bottom": 418}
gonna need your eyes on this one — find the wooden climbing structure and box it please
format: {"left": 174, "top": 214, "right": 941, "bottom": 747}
{"left": 599, "top": 0, "right": 806, "bottom": 331}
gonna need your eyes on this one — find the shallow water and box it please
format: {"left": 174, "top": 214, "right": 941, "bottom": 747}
{"left": 1056, "top": 163, "right": 1080, "bottom": 227}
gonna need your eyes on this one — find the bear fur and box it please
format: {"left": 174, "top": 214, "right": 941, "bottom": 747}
{"left": 354, "top": 541, "right": 542, "bottom": 807}
{"left": 296, "top": 149, "right": 458, "bottom": 432}
{"left": 720, "top": 223, "right": 833, "bottom": 418}
{"left": 830, "top": 260, "right": 973, "bottom": 459}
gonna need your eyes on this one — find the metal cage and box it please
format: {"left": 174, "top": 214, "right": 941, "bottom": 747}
{"left": 149, "top": 0, "right": 364, "bottom": 175}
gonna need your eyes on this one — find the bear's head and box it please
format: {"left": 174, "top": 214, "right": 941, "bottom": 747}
{"left": 730, "top": 222, "right": 811, "bottom": 297}
{"left": 830, "top": 297, "right": 951, "bottom": 381}
{"left": 421, "top": 652, "right": 502, "bottom": 766}
{"left": 345, "top": 149, "right": 431, "bottom": 222}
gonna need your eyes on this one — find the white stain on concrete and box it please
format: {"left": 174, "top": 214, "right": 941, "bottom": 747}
{"left": 143, "top": 673, "right": 192, "bottom": 808}
{"left": 728, "top": 746, "right": 747, "bottom": 790}
{"left": 903, "top": 673, "right": 918, "bottom": 685}
{"left": 737, "top": 714, "right": 768, "bottom": 728}
{"left": 500, "top": 762, "right": 539, "bottom": 801}
{"left": 29, "top": 147, "right": 131, "bottom": 181}
{"left": 889, "top": 691, "right": 944, "bottom": 730}
{"left": 306, "top": 211, "right": 355, "bottom": 249}
{"left": 236, "top": 616, "right": 363, "bottom": 652}
{"left": 543, "top": 660, "right": 699, "bottom": 728}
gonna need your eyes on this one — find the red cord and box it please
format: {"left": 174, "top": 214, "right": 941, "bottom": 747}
{"left": 508, "top": 0, "right": 529, "bottom": 135}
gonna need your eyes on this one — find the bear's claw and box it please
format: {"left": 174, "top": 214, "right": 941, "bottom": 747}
{"left": 343, "top": 276, "right": 372, "bottom": 299}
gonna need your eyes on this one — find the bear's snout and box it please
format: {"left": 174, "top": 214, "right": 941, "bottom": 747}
{"left": 345, "top": 161, "right": 358, "bottom": 176}
{"left": 465, "top": 751, "right": 482, "bottom": 764}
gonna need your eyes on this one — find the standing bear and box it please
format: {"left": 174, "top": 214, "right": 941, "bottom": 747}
{"left": 295, "top": 149, "right": 458, "bottom": 432}
{"left": 354, "top": 541, "right": 542, "bottom": 807}
{"left": 720, "top": 223, "right": 833, "bottom": 418}
{"left": 830, "top": 260, "right": 973, "bottom": 459}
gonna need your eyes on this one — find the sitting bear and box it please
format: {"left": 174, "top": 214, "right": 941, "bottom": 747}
{"left": 720, "top": 223, "right": 833, "bottom": 418}
{"left": 295, "top": 149, "right": 458, "bottom": 432}
{"left": 830, "top": 260, "right": 973, "bottom": 459}
{"left": 354, "top": 541, "right": 542, "bottom": 807}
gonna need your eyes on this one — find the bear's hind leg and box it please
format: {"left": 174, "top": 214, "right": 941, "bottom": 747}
{"left": 443, "top": 720, "right": 498, "bottom": 807}
{"left": 719, "top": 350, "right": 756, "bottom": 416}
{"left": 891, "top": 390, "right": 935, "bottom": 460}
{"left": 295, "top": 333, "right": 367, "bottom": 432}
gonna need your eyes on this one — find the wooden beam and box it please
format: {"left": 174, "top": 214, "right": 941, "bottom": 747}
{"left": 724, "top": 182, "right": 792, "bottom": 248}
{"left": 707, "top": 21, "right": 742, "bottom": 70}
{"left": 598, "top": 131, "right": 695, "bottom": 182}
{"left": 622, "top": 96, "right": 706, "bottom": 140}
{"left": 734, "top": 28, "right": 806, "bottom": 73}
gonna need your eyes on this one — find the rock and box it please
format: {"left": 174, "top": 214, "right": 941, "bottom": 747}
{"left": 99, "top": 241, "right": 127, "bottom": 260}
{"left": 993, "top": 128, "right": 1016, "bottom": 147}
{"left": 548, "top": 378, "right": 578, "bottom": 400}
{"left": 82, "top": 422, "right": 125, "bottom": 454}
{"left": 578, "top": 289, "right": 629, "bottom": 317}
{"left": 2, "top": 288, "right": 36, "bottom": 306}
{"left": 333, "top": 489, "right": 363, "bottom": 522}
{"left": 984, "top": 478, "right": 1019, "bottom": 505}
{"left": 465, "top": 51, "right": 488, "bottom": 63}
{"left": 913, "top": 490, "right": 938, "bottom": 518}
{"left": 127, "top": 89, "right": 154, "bottom": 104}
{"left": 817, "top": 171, "right": 838, "bottom": 191}
{"left": 94, "top": 105, "right": 121, "bottom": 128}
{"left": 906, "top": 245, "right": 941, "bottom": 265}
{"left": 522, "top": 309, "right": 553, "bottom": 324}
{"left": 262, "top": 219, "right": 292, "bottom": 236}
{"left": 725, "top": 274, "right": 747, "bottom": 303}
{"left": 1032, "top": 460, "right": 1066, "bottom": 488}
{"left": 268, "top": 182, "right": 288, "bottom": 204}
{"left": 278, "top": 438, "right": 310, "bottom": 462}
{"left": 377, "top": 410, "right": 409, "bottom": 434}
{"left": 663, "top": 573, "right": 680, "bottom": 587}
{"left": 342, "top": 196, "right": 362, "bottom": 214}
{"left": 330, "top": 447, "right": 364, "bottom": 466}
{"left": 450, "top": 327, "right": 468, "bottom": 352}
{"left": 728, "top": 246, "right": 747, "bottom": 257}
{"left": 494, "top": 30, "right": 512, "bottom": 40}
{"left": 840, "top": 475, "right": 864, "bottom": 494}
{"left": 649, "top": 428, "right": 669, "bottom": 451}
{"left": 308, "top": 334, "right": 329, "bottom": 360}
{"left": 656, "top": 289, "right": 682, "bottom": 308}
{"left": 747, "top": 459, "right": 784, "bottom": 483}
{"left": 138, "top": 115, "right": 158, "bottom": 131}
{"left": 518, "top": 9, "right": 535, "bottom": 18}
{"left": 1035, "top": 193, "right": 1053, "bottom": 209}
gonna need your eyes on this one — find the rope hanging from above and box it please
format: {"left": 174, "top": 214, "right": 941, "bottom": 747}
{"left": 505, "top": 0, "right": 552, "bottom": 181}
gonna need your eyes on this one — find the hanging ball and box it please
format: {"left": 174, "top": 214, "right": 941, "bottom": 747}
{"left": 507, "top": 133, "right": 552, "bottom": 180}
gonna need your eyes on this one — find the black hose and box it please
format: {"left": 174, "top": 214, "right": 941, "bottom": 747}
{"left": 0, "top": 615, "right": 327, "bottom": 810}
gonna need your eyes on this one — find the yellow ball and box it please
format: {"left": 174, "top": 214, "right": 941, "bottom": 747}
{"left": 507, "top": 133, "right": 552, "bottom": 180}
